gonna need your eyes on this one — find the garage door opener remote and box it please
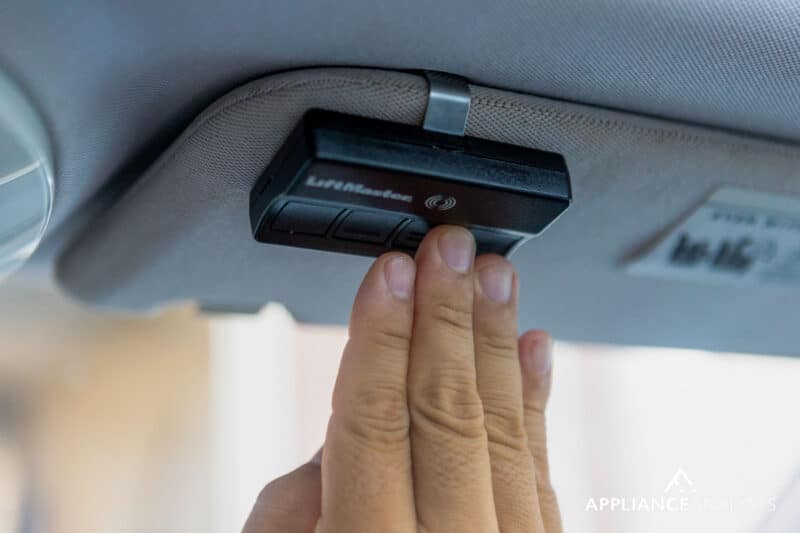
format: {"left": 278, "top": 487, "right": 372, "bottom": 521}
{"left": 250, "top": 72, "right": 572, "bottom": 257}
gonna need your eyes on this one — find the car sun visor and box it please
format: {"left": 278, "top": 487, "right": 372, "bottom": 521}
{"left": 56, "top": 68, "right": 800, "bottom": 356}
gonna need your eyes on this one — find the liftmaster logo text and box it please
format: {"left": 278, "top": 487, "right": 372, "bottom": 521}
{"left": 305, "top": 176, "right": 413, "bottom": 203}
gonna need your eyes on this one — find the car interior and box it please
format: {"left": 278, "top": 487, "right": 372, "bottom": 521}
{"left": 1, "top": 2, "right": 799, "bottom": 532}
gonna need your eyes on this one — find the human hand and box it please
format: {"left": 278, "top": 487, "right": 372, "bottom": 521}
{"left": 244, "top": 225, "right": 561, "bottom": 532}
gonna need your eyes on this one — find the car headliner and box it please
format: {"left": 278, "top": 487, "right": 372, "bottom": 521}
{"left": 2, "top": 0, "right": 799, "bottom": 355}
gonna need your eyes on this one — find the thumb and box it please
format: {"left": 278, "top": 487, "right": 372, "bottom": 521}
{"left": 243, "top": 452, "right": 322, "bottom": 533}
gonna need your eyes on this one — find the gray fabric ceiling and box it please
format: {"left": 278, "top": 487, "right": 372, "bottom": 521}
{"left": 3, "top": 0, "right": 800, "bottom": 355}
{"left": 56, "top": 68, "right": 800, "bottom": 356}
{"left": 2, "top": 0, "right": 800, "bottom": 240}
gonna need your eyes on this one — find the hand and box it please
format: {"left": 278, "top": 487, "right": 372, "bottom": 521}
{"left": 244, "top": 225, "right": 562, "bottom": 532}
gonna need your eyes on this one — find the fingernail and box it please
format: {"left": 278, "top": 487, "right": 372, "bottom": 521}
{"left": 438, "top": 228, "right": 474, "bottom": 273}
{"left": 478, "top": 263, "right": 514, "bottom": 303}
{"left": 521, "top": 335, "right": 553, "bottom": 375}
{"left": 385, "top": 255, "right": 415, "bottom": 299}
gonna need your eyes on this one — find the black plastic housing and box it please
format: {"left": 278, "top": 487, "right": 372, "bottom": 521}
{"left": 250, "top": 110, "right": 571, "bottom": 257}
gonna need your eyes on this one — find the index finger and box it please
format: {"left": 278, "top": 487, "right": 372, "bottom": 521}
{"left": 317, "top": 253, "right": 417, "bottom": 533}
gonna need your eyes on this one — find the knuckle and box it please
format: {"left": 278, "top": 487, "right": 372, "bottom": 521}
{"left": 524, "top": 396, "right": 548, "bottom": 418}
{"left": 411, "top": 380, "right": 486, "bottom": 439}
{"left": 340, "top": 381, "right": 409, "bottom": 445}
{"left": 483, "top": 402, "right": 527, "bottom": 442}
{"left": 249, "top": 471, "right": 319, "bottom": 533}
{"left": 365, "top": 326, "right": 411, "bottom": 354}
{"left": 486, "top": 424, "right": 529, "bottom": 457}
{"left": 429, "top": 300, "right": 473, "bottom": 338}
{"left": 475, "top": 333, "right": 518, "bottom": 360}
{"left": 255, "top": 474, "right": 293, "bottom": 512}
{"left": 255, "top": 481, "right": 277, "bottom": 507}
{"left": 524, "top": 398, "right": 547, "bottom": 420}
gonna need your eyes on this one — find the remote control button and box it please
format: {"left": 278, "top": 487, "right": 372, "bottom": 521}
{"left": 271, "top": 202, "right": 342, "bottom": 236}
{"left": 471, "top": 228, "right": 521, "bottom": 256}
{"left": 334, "top": 210, "right": 406, "bottom": 244}
{"left": 394, "top": 219, "right": 431, "bottom": 250}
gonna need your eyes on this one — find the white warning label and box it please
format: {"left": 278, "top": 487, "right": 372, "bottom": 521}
{"left": 628, "top": 188, "right": 800, "bottom": 286}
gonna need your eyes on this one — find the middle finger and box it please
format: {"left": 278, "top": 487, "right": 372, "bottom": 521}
{"left": 407, "top": 226, "right": 499, "bottom": 533}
